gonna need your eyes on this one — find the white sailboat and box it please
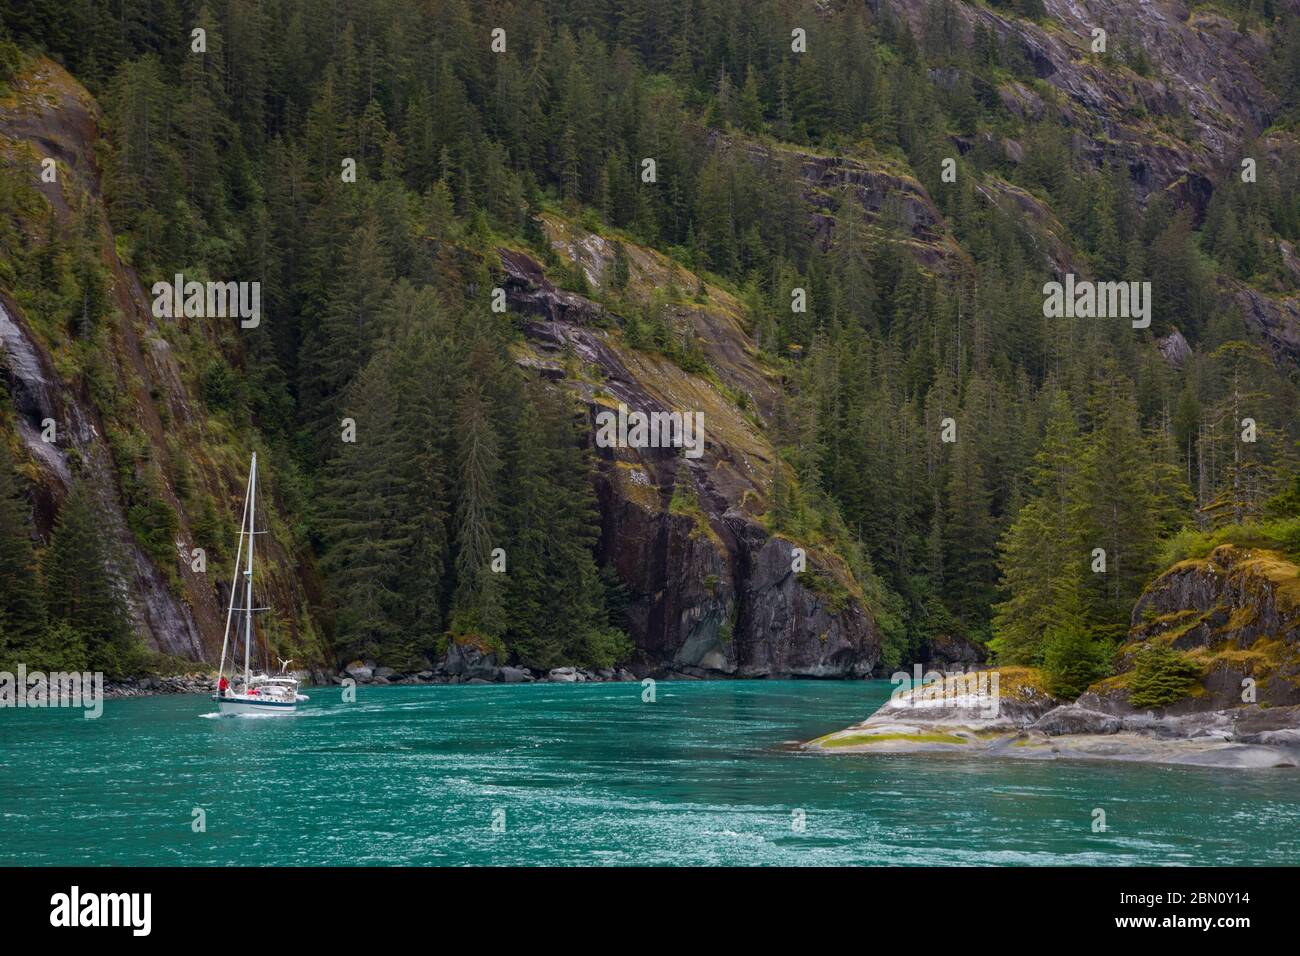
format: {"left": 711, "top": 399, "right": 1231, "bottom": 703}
{"left": 212, "top": 453, "right": 308, "bottom": 716}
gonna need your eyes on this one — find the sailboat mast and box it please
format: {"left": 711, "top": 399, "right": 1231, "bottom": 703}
{"left": 217, "top": 466, "right": 253, "bottom": 685}
{"left": 243, "top": 452, "right": 257, "bottom": 686}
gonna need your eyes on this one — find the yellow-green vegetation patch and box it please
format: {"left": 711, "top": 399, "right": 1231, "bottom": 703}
{"left": 1089, "top": 670, "right": 1135, "bottom": 693}
{"left": 1222, "top": 604, "right": 1258, "bottom": 635}
{"left": 1167, "top": 555, "right": 1214, "bottom": 574}
{"left": 612, "top": 460, "right": 662, "bottom": 511}
{"left": 821, "top": 732, "right": 969, "bottom": 748}
{"left": 541, "top": 211, "right": 747, "bottom": 320}
{"left": 796, "top": 568, "right": 855, "bottom": 614}
{"left": 993, "top": 666, "right": 1049, "bottom": 701}
{"left": 1188, "top": 638, "right": 1295, "bottom": 685}
{"left": 1241, "top": 551, "right": 1300, "bottom": 611}
{"left": 608, "top": 344, "right": 765, "bottom": 460}
{"left": 668, "top": 476, "right": 719, "bottom": 545}
{"left": 1161, "top": 524, "right": 1300, "bottom": 570}
{"left": 1141, "top": 607, "right": 1203, "bottom": 627}
{"left": 1138, "top": 610, "right": 1212, "bottom": 647}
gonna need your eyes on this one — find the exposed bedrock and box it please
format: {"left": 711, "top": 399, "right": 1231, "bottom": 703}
{"left": 499, "top": 248, "right": 882, "bottom": 678}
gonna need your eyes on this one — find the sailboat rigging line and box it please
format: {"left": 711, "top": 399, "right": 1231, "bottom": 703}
{"left": 243, "top": 453, "right": 257, "bottom": 686}
{"left": 216, "top": 457, "right": 254, "bottom": 687}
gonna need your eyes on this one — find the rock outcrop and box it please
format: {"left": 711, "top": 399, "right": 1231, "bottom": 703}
{"left": 882, "top": 0, "right": 1294, "bottom": 209}
{"left": 705, "top": 130, "right": 961, "bottom": 272}
{"left": 806, "top": 663, "right": 1300, "bottom": 768}
{"left": 500, "top": 223, "right": 883, "bottom": 678}
{"left": 1120, "top": 546, "right": 1300, "bottom": 709}
{"left": 1233, "top": 286, "right": 1300, "bottom": 367}
{"left": 808, "top": 547, "right": 1300, "bottom": 767}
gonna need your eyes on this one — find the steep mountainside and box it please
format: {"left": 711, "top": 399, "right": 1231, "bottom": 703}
{"left": 0, "top": 59, "right": 323, "bottom": 666}
{"left": 884, "top": 0, "right": 1300, "bottom": 356}
{"left": 0, "top": 0, "right": 1297, "bottom": 684}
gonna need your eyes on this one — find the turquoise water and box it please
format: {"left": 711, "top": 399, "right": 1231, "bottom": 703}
{"left": 2, "top": 680, "right": 1296, "bottom": 865}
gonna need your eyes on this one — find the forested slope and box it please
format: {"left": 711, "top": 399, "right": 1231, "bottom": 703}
{"left": 0, "top": 0, "right": 1297, "bottom": 690}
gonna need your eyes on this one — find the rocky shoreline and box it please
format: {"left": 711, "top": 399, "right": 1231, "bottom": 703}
{"left": 804, "top": 672, "right": 1300, "bottom": 770}
{"left": 333, "top": 657, "right": 640, "bottom": 687}
{"left": 105, "top": 673, "right": 219, "bottom": 699}
{"left": 102, "top": 658, "right": 646, "bottom": 699}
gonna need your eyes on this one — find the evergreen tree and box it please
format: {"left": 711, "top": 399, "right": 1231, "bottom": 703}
{"left": 1129, "top": 644, "right": 1203, "bottom": 709}
{"left": 299, "top": 208, "right": 393, "bottom": 458}
{"left": 1040, "top": 582, "right": 1110, "bottom": 698}
{"left": 942, "top": 433, "right": 997, "bottom": 633}
{"left": 41, "top": 480, "right": 135, "bottom": 675}
{"left": 503, "top": 382, "right": 626, "bottom": 669}
{"left": 992, "top": 391, "right": 1083, "bottom": 663}
{"left": 317, "top": 355, "right": 410, "bottom": 663}
{"left": 1073, "top": 376, "right": 1161, "bottom": 635}
{"left": 449, "top": 381, "right": 505, "bottom": 644}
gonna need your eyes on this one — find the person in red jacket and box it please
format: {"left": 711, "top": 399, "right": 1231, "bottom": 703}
{"left": 218, "top": 676, "right": 229, "bottom": 696}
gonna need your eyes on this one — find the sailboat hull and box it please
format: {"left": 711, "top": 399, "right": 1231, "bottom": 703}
{"left": 213, "top": 695, "right": 297, "bottom": 716}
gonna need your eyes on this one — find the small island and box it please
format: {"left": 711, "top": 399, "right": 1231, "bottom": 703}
{"left": 807, "top": 545, "right": 1300, "bottom": 770}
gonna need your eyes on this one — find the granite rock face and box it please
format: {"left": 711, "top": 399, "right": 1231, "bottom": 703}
{"left": 1122, "top": 546, "right": 1300, "bottom": 709}
{"left": 808, "top": 669, "right": 1300, "bottom": 768}
{"left": 1234, "top": 286, "right": 1300, "bottom": 367}
{"left": 499, "top": 243, "right": 882, "bottom": 678}
{"left": 883, "top": 0, "right": 1292, "bottom": 210}
{"left": 1130, "top": 547, "right": 1300, "bottom": 649}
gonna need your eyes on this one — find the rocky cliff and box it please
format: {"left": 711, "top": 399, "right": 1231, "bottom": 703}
{"left": 500, "top": 215, "right": 883, "bottom": 677}
{"left": 883, "top": 0, "right": 1300, "bottom": 355}
{"left": 1120, "top": 545, "right": 1300, "bottom": 709}
{"left": 884, "top": 0, "right": 1293, "bottom": 205}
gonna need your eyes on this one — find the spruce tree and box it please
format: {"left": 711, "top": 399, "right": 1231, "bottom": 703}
{"left": 501, "top": 394, "right": 557, "bottom": 666}
{"left": 992, "top": 390, "right": 1083, "bottom": 664}
{"left": 942, "top": 434, "right": 997, "bottom": 632}
{"left": 41, "top": 480, "right": 134, "bottom": 675}
{"left": 449, "top": 381, "right": 505, "bottom": 644}
{"left": 299, "top": 208, "right": 393, "bottom": 459}
{"left": 317, "top": 353, "right": 411, "bottom": 663}
{"left": 385, "top": 288, "right": 453, "bottom": 663}
{"left": 502, "top": 382, "right": 625, "bottom": 669}
{"left": 1073, "top": 375, "right": 1161, "bottom": 636}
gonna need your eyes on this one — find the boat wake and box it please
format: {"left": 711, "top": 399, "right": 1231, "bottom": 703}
{"left": 198, "top": 709, "right": 319, "bottom": 720}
